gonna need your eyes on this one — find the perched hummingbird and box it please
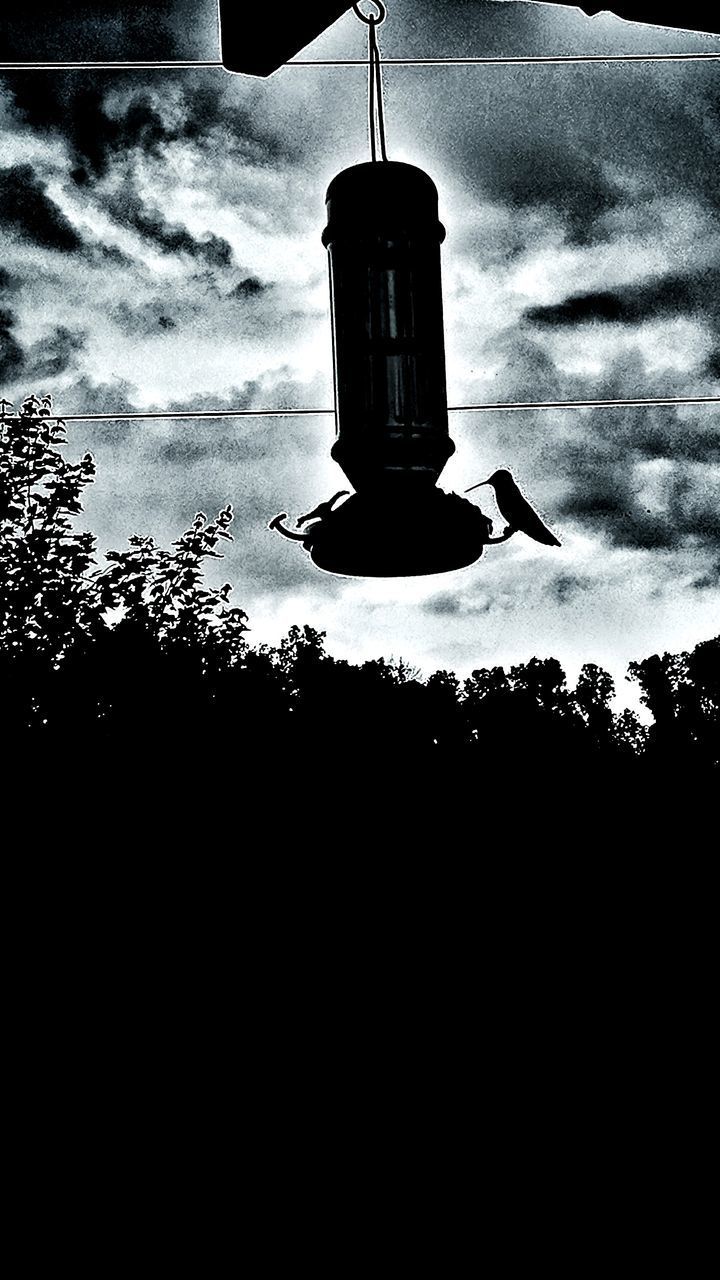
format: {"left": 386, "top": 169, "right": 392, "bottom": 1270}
{"left": 296, "top": 491, "right": 349, "bottom": 527}
{"left": 465, "top": 469, "right": 561, "bottom": 547}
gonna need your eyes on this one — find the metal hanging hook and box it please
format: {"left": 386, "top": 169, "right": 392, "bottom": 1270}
{"left": 352, "top": 1, "right": 387, "bottom": 25}
{"left": 353, "top": 0, "right": 389, "bottom": 161}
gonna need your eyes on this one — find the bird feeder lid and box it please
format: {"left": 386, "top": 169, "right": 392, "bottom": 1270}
{"left": 322, "top": 162, "right": 446, "bottom": 245}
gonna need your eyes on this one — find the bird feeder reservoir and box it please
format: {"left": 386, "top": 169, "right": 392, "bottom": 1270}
{"left": 324, "top": 160, "right": 452, "bottom": 489}
{"left": 301, "top": 160, "right": 488, "bottom": 576}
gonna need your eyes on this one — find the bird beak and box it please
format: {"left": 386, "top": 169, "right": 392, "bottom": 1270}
{"left": 464, "top": 479, "right": 490, "bottom": 493}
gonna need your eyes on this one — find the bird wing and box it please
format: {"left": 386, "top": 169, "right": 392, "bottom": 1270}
{"left": 500, "top": 492, "right": 561, "bottom": 546}
{"left": 297, "top": 504, "right": 323, "bottom": 526}
{"left": 297, "top": 492, "right": 348, "bottom": 525}
{"left": 519, "top": 502, "right": 561, "bottom": 546}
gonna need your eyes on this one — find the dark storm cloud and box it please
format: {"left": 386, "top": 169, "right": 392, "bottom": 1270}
{"left": 0, "top": 156, "right": 232, "bottom": 272}
{"left": 65, "top": 82, "right": 292, "bottom": 185}
{"left": 561, "top": 478, "right": 681, "bottom": 551}
{"left": 60, "top": 374, "right": 139, "bottom": 415}
{"left": 157, "top": 428, "right": 283, "bottom": 467}
{"left": 691, "top": 559, "right": 720, "bottom": 589}
{"left": 429, "top": 52, "right": 720, "bottom": 260}
{"left": 3, "top": 79, "right": 159, "bottom": 186}
{"left": 7, "top": 73, "right": 297, "bottom": 190}
{"left": 85, "top": 242, "right": 137, "bottom": 268}
{"left": 478, "top": 138, "right": 622, "bottom": 246}
{"left": 153, "top": 373, "right": 329, "bottom": 467}
{"left": 67, "top": 87, "right": 170, "bottom": 185}
{"left": 481, "top": 329, "right": 578, "bottom": 402}
{"left": 0, "top": 1, "right": 196, "bottom": 61}
{"left": 627, "top": 414, "right": 720, "bottom": 465}
{"left": 552, "top": 407, "right": 720, "bottom": 553}
{"left": 528, "top": 291, "right": 631, "bottom": 325}
{"left": 421, "top": 591, "right": 492, "bottom": 617}
{"left": 549, "top": 573, "right": 593, "bottom": 603}
{"left": 0, "top": 308, "right": 26, "bottom": 383}
{"left": 156, "top": 420, "right": 285, "bottom": 468}
{"left": 111, "top": 299, "right": 179, "bottom": 335}
{"left": 104, "top": 190, "right": 234, "bottom": 267}
{"left": 0, "top": 311, "right": 79, "bottom": 394}
{"left": 229, "top": 277, "right": 266, "bottom": 298}
{"left": 422, "top": 593, "right": 462, "bottom": 616}
{"left": 176, "top": 83, "right": 295, "bottom": 164}
{"left": 525, "top": 268, "right": 720, "bottom": 328}
{"left": 0, "top": 269, "right": 21, "bottom": 294}
{"left": 26, "top": 326, "right": 86, "bottom": 379}
{"left": 0, "top": 164, "right": 83, "bottom": 252}
{"left": 685, "top": 85, "right": 720, "bottom": 214}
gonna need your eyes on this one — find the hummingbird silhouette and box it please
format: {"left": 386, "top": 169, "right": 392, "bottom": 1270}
{"left": 465, "top": 469, "right": 561, "bottom": 547}
{"left": 296, "top": 491, "right": 349, "bottom": 527}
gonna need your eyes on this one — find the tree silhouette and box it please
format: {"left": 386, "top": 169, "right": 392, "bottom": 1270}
{"left": 423, "top": 670, "right": 466, "bottom": 749}
{"left": 0, "top": 395, "right": 97, "bottom": 663}
{"left": 509, "top": 657, "right": 568, "bottom": 716}
{"left": 0, "top": 394, "right": 99, "bottom": 730}
{"left": 1, "top": 392, "right": 718, "bottom": 778}
{"left": 573, "top": 663, "right": 615, "bottom": 748}
{"left": 629, "top": 639, "right": 720, "bottom": 771}
{"left": 1, "top": 394, "right": 248, "bottom": 738}
{"left": 611, "top": 708, "right": 649, "bottom": 757}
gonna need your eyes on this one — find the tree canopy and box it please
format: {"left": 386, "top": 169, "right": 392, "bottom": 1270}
{"left": 1, "top": 394, "right": 718, "bottom": 780}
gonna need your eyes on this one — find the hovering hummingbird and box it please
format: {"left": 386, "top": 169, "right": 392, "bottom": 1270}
{"left": 465, "top": 469, "right": 561, "bottom": 547}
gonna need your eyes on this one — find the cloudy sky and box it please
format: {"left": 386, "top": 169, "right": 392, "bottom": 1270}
{"left": 1, "top": 1, "right": 718, "bottom": 708}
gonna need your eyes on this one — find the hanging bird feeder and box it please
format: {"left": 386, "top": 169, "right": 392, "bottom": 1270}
{"left": 270, "top": 3, "right": 501, "bottom": 575}
{"left": 310, "top": 153, "right": 493, "bottom": 575}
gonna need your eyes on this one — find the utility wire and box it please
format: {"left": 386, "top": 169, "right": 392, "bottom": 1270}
{"left": 0, "top": 60, "right": 223, "bottom": 69}
{"left": 1, "top": 52, "right": 719, "bottom": 70}
{"left": 289, "top": 52, "right": 720, "bottom": 65}
{"left": 5, "top": 394, "right": 718, "bottom": 423}
{"left": 449, "top": 394, "right": 720, "bottom": 411}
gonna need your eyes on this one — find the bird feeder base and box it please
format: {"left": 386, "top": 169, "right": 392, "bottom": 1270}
{"left": 308, "top": 488, "right": 487, "bottom": 577}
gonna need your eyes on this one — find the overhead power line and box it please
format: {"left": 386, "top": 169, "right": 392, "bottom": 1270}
{"left": 0, "top": 60, "right": 223, "bottom": 70}
{"left": 8, "top": 394, "right": 718, "bottom": 423}
{"left": 1, "top": 52, "right": 719, "bottom": 70}
{"left": 291, "top": 52, "right": 720, "bottom": 65}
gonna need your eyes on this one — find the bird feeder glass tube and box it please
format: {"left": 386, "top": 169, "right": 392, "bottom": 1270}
{"left": 322, "top": 162, "right": 455, "bottom": 492}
